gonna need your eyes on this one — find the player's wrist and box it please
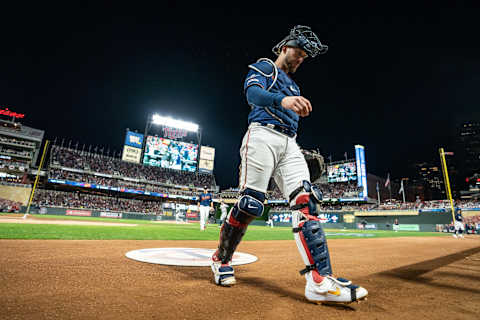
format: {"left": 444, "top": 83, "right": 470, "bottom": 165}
{"left": 275, "top": 93, "right": 287, "bottom": 107}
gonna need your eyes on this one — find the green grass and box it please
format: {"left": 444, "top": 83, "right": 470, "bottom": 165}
{"left": 0, "top": 214, "right": 450, "bottom": 240}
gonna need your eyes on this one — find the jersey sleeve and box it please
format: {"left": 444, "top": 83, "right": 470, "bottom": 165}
{"left": 246, "top": 85, "right": 286, "bottom": 108}
{"left": 243, "top": 69, "right": 268, "bottom": 91}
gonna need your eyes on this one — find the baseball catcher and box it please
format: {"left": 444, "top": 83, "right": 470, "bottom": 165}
{"left": 210, "top": 25, "right": 368, "bottom": 304}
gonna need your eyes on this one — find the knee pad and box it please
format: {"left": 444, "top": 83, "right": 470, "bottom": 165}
{"left": 216, "top": 189, "right": 265, "bottom": 264}
{"left": 228, "top": 188, "right": 265, "bottom": 226}
{"left": 289, "top": 180, "right": 323, "bottom": 217}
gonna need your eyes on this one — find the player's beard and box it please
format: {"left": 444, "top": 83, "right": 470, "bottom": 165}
{"left": 285, "top": 56, "right": 300, "bottom": 73}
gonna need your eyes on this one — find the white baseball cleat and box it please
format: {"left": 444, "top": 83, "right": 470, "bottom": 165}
{"left": 305, "top": 273, "right": 368, "bottom": 304}
{"left": 453, "top": 234, "right": 458, "bottom": 238}
{"left": 211, "top": 253, "right": 236, "bottom": 286}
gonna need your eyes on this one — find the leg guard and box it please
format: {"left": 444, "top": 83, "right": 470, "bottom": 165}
{"left": 290, "top": 181, "right": 368, "bottom": 303}
{"left": 290, "top": 181, "right": 332, "bottom": 281}
{"left": 214, "top": 188, "right": 265, "bottom": 264}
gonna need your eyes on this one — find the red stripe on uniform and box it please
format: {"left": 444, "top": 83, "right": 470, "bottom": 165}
{"left": 298, "top": 222, "right": 315, "bottom": 265}
{"left": 298, "top": 221, "right": 324, "bottom": 283}
{"left": 241, "top": 128, "right": 252, "bottom": 190}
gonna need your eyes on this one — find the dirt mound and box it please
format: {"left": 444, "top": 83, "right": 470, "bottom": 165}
{"left": 1, "top": 237, "right": 479, "bottom": 319}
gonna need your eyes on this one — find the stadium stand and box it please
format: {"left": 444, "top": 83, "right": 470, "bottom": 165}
{"left": 33, "top": 189, "right": 162, "bottom": 214}
{"left": 50, "top": 145, "right": 216, "bottom": 189}
{"left": 0, "top": 197, "right": 22, "bottom": 212}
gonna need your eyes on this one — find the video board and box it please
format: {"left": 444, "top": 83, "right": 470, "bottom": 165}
{"left": 327, "top": 162, "right": 357, "bottom": 183}
{"left": 143, "top": 136, "right": 198, "bottom": 172}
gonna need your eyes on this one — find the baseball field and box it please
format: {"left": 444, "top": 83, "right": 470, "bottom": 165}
{"left": 1, "top": 214, "right": 479, "bottom": 320}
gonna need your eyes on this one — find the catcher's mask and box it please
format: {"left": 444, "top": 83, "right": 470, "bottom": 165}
{"left": 272, "top": 25, "right": 328, "bottom": 58}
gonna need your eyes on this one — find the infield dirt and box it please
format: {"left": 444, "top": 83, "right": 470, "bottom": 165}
{"left": 1, "top": 237, "right": 479, "bottom": 320}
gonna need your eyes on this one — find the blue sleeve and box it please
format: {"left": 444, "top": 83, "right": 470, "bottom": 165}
{"left": 243, "top": 69, "right": 268, "bottom": 91}
{"left": 246, "top": 85, "right": 286, "bottom": 109}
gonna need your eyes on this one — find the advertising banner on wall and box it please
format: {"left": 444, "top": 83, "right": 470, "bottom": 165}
{"left": 357, "top": 223, "right": 377, "bottom": 230}
{"left": 199, "top": 146, "right": 216, "bottom": 173}
{"left": 124, "top": 131, "right": 144, "bottom": 149}
{"left": 100, "top": 212, "right": 123, "bottom": 218}
{"left": 122, "top": 145, "right": 142, "bottom": 163}
{"left": 186, "top": 212, "right": 198, "bottom": 218}
{"left": 397, "top": 224, "right": 420, "bottom": 231}
{"left": 317, "top": 213, "right": 340, "bottom": 223}
{"left": 271, "top": 212, "right": 292, "bottom": 223}
{"left": 66, "top": 210, "right": 92, "bottom": 217}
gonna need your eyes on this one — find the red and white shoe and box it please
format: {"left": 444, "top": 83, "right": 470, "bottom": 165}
{"left": 305, "top": 272, "right": 368, "bottom": 304}
{"left": 211, "top": 251, "right": 236, "bottom": 286}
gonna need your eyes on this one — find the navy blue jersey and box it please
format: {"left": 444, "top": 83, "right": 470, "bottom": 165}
{"left": 455, "top": 211, "right": 463, "bottom": 222}
{"left": 198, "top": 193, "right": 213, "bottom": 206}
{"left": 243, "top": 59, "right": 301, "bottom": 134}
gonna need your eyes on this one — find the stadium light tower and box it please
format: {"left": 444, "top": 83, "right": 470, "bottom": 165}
{"left": 151, "top": 114, "right": 199, "bottom": 132}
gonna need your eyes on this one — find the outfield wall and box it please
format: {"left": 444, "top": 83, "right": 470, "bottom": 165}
{"left": 22, "top": 205, "right": 472, "bottom": 232}
{"left": 23, "top": 206, "right": 196, "bottom": 222}
{"left": 264, "top": 209, "right": 457, "bottom": 232}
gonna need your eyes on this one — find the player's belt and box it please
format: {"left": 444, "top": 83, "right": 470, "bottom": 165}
{"left": 253, "top": 122, "right": 296, "bottom": 138}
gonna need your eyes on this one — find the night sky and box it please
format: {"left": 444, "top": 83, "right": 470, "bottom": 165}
{"left": 2, "top": 4, "right": 479, "bottom": 188}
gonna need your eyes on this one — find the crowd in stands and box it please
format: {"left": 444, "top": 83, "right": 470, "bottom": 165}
{"left": 50, "top": 145, "right": 216, "bottom": 189}
{"left": 0, "top": 136, "right": 36, "bottom": 148}
{"left": 0, "top": 159, "right": 29, "bottom": 170}
{"left": 440, "top": 220, "right": 480, "bottom": 234}
{"left": 0, "top": 175, "right": 24, "bottom": 184}
{"left": 49, "top": 169, "right": 199, "bottom": 197}
{"left": 262, "top": 199, "right": 480, "bottom": 212}
{"left": 220, "top": 182, "right": 362, "bottom": 202}
{"left": 0, "top": 198, "right": 21, "bottom": 212}
{"left": 0, "top": 146, "right": 32, "bottom": 158}
{"left": 314, "top": 182, "right": 363, "bottom": 199}
{"left": 33, "top": 189, "right": 163, "bottom": 214}
{"left": 463, "top": 215, "right": 480, "bottom": 234}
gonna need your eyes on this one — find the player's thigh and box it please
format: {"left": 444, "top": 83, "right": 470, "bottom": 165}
{"left": 239, "top": 127, "right": 277, "bottom": 192}
{"left": 274, "top": 140, "right": 310, "bottom": 199}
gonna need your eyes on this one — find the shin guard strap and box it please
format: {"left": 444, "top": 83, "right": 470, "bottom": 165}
{"left": 299, "top": 265, "right": 316, "bottom": 276}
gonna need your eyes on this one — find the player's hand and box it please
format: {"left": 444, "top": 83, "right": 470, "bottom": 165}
{"left": 281, "top": 96, "right": 312, "bottom": 117}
